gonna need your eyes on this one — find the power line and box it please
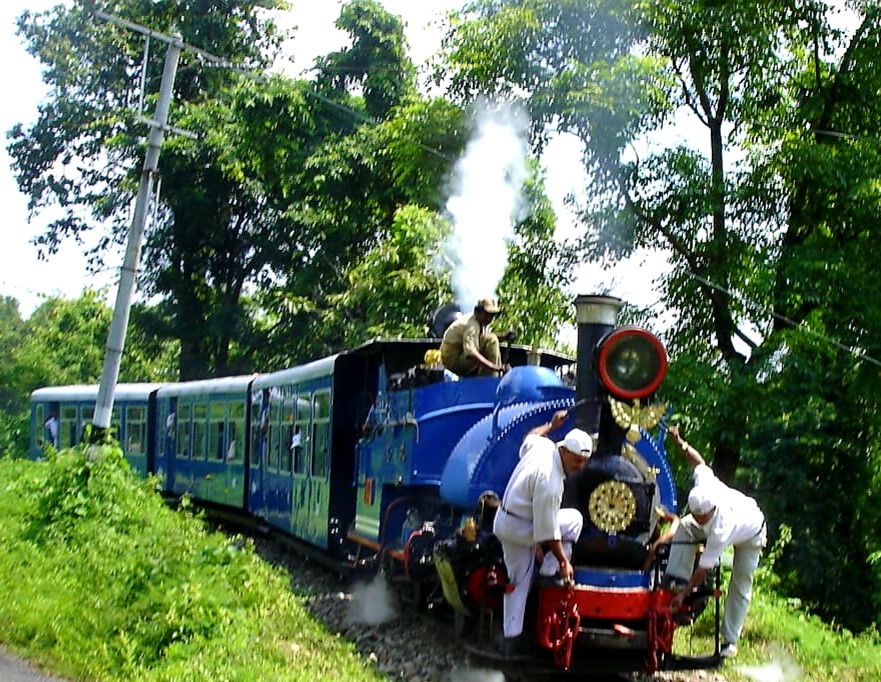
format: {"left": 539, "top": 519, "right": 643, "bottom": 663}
{"left": 94, "top": 11, "right": 454, "bottom": 165}
{"left": 605, "top": 244, "right": 881, "bottom": 369}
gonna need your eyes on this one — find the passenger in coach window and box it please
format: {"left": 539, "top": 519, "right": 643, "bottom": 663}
{"left": 43, "top": 412, "right": 59, "bottom": 449}
{"left": 492, "top": 409, "right": 592, "bottom": 655}
{"left": 664, "top": 425, "right": 766, "bottom": 660}
{"left": 440, "top": 297, "right": 514, "bottom": 377}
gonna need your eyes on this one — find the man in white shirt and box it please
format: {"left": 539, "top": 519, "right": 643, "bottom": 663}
{"left": 493, "top": 409, "right": 593, "bottom": 653}
{"left": 664, "top": 425, "right": 766, "bottom": 659}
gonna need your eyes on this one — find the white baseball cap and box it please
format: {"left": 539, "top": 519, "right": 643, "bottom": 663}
{"left": 688, "top": 486, "right": 715, "bottom": 515}
{"left": 557, "top": 429, "right": 593, "bottom": 459}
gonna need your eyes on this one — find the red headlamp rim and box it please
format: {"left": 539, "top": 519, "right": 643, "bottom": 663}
{"left": 597, "top": 327, "right": 668, "bottom": 400}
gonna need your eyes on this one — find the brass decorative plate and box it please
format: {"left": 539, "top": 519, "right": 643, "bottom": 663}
{"left": 589, "top": 480, "right": 637, "bottom": 533}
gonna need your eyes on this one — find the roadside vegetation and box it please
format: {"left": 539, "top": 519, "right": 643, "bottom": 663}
{"left": 0, "top": 448, "right": 385, "bottom": 682}
{"left": 679, "top": 532, "right": 881, "bottom": 681}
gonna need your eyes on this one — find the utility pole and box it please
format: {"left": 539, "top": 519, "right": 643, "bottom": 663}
{"left": 91, "top": 21, "right": 183, "bottom": 442}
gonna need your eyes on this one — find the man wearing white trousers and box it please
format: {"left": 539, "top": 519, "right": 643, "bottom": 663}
{"left": 493, "top": 409, "right": 592, "bottom": 654}
{"left": 664, "top": 425, "right": 766, "bottom": 660}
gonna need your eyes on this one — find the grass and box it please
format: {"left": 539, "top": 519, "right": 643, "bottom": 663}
{"left": 0, "top": 447, "right": 385, "bottom": 682}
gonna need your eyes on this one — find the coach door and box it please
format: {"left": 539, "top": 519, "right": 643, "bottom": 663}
{"left": 261, "top": 389, "right": 293, "bottom": 531}
{"left": 124, "top": 404, "right": 149, "bottom": 475}
{"left": 248, "top": 390, "right": 268, "bottom": 518}
{"left": 290, "top": 394, "right": 311, "bottom": 539}
{"left": 306, "top": 390, "right": 331, "bottom": 547}
{"left": 156, "top": 398, "right": 177, "bottom": 491}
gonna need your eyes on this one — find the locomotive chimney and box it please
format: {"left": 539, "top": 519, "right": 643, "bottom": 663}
{"left": 573, "top": 294, "right": 622, "bottom": 434}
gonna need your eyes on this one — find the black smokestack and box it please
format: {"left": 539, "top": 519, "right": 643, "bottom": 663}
{"left": 573, "top": 295, "right": 622, "bottom": 436}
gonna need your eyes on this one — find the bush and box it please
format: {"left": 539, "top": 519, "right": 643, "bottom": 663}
{"left": 0, "top": 410, "right": 29, "bottom": 458}
{"left": 0, "top": 447, "right": 384, "bottom": 682}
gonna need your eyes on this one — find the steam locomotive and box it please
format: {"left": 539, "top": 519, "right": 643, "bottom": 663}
{"left": 29, "top": 295, "right": 721, "bottom": 675}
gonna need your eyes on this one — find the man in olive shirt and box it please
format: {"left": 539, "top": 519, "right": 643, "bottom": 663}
{"left": 440, "top": 298, "right": 510, "bottom": 377}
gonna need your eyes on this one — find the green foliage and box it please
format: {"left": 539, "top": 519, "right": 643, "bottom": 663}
{"left": 8, "top": 291, "right": 177, "bottom": 389}
{"left": 315, "top": 0, "right": 417, "bottom": 120}
{"left": 323, "top": 205, "right": 454, "bottom": 347}
{"left": 0, "top": 451, "right": 384, "bottom": 682}
{"left": 0, "top": 412, "right": 30, "bottom": 460}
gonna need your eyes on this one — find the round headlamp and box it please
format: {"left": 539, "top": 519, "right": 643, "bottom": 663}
{"left": 597, "top": 327, "right": 667, "bottom": 400}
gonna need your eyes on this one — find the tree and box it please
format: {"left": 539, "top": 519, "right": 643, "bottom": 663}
{"left": 8, "top": 0, "right": 284, "bottom": 379}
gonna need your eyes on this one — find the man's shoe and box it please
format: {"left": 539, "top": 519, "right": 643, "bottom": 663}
{"left": 720, "top": 642, "right": 738, "bottom": 659}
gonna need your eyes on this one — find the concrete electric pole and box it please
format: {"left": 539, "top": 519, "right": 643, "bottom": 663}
{"left": 91, "top": 16, "right": 182, "bottom": 441}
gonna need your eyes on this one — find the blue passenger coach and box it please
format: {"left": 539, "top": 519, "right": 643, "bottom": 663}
{"left": 155, "top": 376, "right": 257, "bottom": 507}
{"left": 29, "top": 384, "right": 161, "bottom": 474}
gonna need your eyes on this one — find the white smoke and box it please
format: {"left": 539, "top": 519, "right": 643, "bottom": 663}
{"left": 442, "top": 667, "right": 507, "bottom": 682}
{"left": 442, "top": 100, "right": 530, "bottom": 309}
{"left": 737, "top": 647, "right": 803, "bottom": 682}
{"left": 345, "top": 574, "right": 398, "bottom": 626}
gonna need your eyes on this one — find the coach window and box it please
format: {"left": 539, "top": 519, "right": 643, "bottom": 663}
{"left": 250, "top": 395, "right": 263, "bottom": 469}
{"left": 176, "top": 402, "right": 192, "bottom": 459}
{"left": 111, "top": 407, "right": 122, "bottom": 446}
{"left": 60, "top": 405, "right": 78, "bottom": 448}
{"left": 311, "top": 390, "right": 331, "bottom": 478}
{"left": 209, "top": 402, "right": 226, "bottom": 461}
{"left": 162, "top": 400, "right": 176, "bottom": 454}
{"left": 125, "top": 407, "right": 147, "bottom": 455}
{"left": 281, "top": 393, "right": 294, "bottom": 473}
{"left": 81, "top": 407, "right": 94, "bottom": 442}
{"left": 269, "top": 397, "right": 282, "bottom": 472}
{"left": 192, "top": 402, "right": 208, "bottom": 460}
{"left": 34, "top": 404, "right": 45, "bottom": 449}
{"left": 126, "top": 406, "right": 146, "bottom": 454}
{"left": 293, "top": 396, "right": 310, "bottom": 474}
{"left": 228, "top": 401, "right": 245, "bottom": 462}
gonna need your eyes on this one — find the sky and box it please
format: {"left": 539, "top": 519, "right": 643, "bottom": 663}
{"left": 0, "top": 0, "right": 661, "bottom": 319}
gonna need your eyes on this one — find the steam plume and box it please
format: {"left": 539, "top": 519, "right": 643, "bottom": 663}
{"left": 345, "top": 574, "right": 397, "bottom": 626}
{"left": 737, "top": 647, "right": 802, "bottom": 682}
{"left": 443, "top": 668, "right": 506, "bottom": 682}
{"left": 443, "top": 101, "right": 530, "bottom": 309}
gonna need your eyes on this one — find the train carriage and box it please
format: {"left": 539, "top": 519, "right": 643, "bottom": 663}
{"left": 29, "top": 384, "right": 161, "bottom": 475}
{"left": 248, "top": 356, "right": 343, "bottom": 547}
{"left": 154, "top": 376, "right": 257, "bottom": 507}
